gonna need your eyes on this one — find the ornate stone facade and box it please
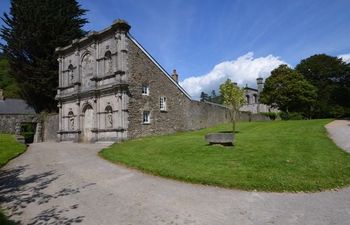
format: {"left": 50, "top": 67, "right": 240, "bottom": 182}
{"left": 240, "top": 78, "right": 278, "bottom": 114}
{"left": 55, "top": 19, "right": 230, "bottom": 143}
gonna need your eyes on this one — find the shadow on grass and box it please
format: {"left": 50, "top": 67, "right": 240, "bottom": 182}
{"left": 0, "top": 165, "right": 91, "bottom": 224}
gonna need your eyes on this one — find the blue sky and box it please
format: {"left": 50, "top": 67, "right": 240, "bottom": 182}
{"left": 1, "top": 0, "right": 349, "bottom": 98}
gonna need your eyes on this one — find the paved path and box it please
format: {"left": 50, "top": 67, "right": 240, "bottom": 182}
{"left": 1, "top": 121, "right": 350, "bottom": 225}
{"left": 326, "top": 119, "right": 350, "bottom": 153}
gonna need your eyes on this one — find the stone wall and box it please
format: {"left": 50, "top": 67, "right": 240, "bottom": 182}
{"left": 184, "top": 101, "right": 230, "bottom": 130}
{"left": 127, "top": 38, "right": 190, "bottom": 138}
{"left": 237, "top": 112, "right": 270, "bottom": 122}
{"left": 127, "top": 39, "right": 232, "bottom": 138}
{"left": 43, "top": 114, "right": 59, "bottom": 142}
{"left": 0, "top": 114, "right": 39, "bottom": 134}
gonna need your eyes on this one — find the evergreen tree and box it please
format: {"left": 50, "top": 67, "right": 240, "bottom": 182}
{"left": 0, "top": 0, "right": 88, "bottom": 112}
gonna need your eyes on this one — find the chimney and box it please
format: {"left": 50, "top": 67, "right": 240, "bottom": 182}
{"left": 171, "top": 69, "right": 178, "bottom": 83}
{"left": 257, "top": 77, "right": 264, "bottom": 94}
{"left": 0, "top": 89, "right": 3, "bottom": 101}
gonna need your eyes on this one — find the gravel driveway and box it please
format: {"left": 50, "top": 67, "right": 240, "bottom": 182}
{"left": 1, "top": 120, "right": 350, "bottom": 225}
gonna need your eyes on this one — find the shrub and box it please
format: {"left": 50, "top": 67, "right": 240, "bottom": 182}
{"left": 260, "top": 112, "right": 278, "bottom": 120}
{"left": 280, "top": 111, "right": 304, "bottom": 120}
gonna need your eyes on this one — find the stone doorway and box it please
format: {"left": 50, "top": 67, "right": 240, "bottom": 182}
{"left": 83, "top": 105, "right": 94, "bottom": 142}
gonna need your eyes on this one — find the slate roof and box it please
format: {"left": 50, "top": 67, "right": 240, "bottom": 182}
{"left": 0, "top": 98, "right": 36, "bottom": 114}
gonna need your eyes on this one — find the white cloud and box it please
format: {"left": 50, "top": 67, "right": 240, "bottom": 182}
{"left": 338, "top": 53, "right": 350, "bottom": 63}
{"left": 180, "top": 52, "right": 287, "bottom": 99}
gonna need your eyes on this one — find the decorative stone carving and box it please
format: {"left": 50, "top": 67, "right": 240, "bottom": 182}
{"left": 81, "top": 53, "right": 94, "bottom": 88}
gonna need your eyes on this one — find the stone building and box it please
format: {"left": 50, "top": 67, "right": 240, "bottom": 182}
{"left": 55, "top": 19, "right": 230, "bottom": 143}
{"left": 239, "top": 78, "right": 277, "bottom": 114}
{"left": 0, "top": 88, "right": 37, "bottom": 134}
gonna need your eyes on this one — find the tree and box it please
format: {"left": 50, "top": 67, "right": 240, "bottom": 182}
{"left": 0, "top": 55, "right": 20, "bottom": 98}
{"left": 0, "top": 0, "right": 88, "bottom": 112}
{"left": 219, "top": 79, "right": 245, "bottom": 132}
{"left": 260, "top": 65, "right": 317, "bottom": 118}
{"left": 295, "top": 54, "right": 350, "bottom": 118}
{"left": 200, "top": 91, "right": 209, "bottom": 102}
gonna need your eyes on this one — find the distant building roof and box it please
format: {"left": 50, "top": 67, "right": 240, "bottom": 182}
{"left": 0, "top": 98, "right": 36, "bottom": 114}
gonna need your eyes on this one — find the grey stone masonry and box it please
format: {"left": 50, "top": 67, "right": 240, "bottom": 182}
{"left": 54, "top": 19, "right": 233, "bottom": 142}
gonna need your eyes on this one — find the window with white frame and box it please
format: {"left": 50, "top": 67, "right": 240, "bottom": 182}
{"left": 143, "top": 111, "right": 150, "bottom": 124}
{"left": 160, "top": 96, "right": 167, "bottom": 111}
{"left": 142, "top": 85, "right": 149, "bottom": 95}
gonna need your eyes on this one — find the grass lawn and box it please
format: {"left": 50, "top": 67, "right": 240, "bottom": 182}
{"left": 0, "top": 134, "right": 26, "bottom": 167}
{"left": 0, "top": 134, "right": 26, "bottom": 224}
{"left": 100, "top": 119, "right": 350, "bottom": 192}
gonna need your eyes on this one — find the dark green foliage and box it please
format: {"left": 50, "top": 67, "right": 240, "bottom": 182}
{"left": 0, "top": 210, "right": 17, "bottom": 225}
{"left": 200, "top": 90, "right": 224, "bottom": 104}
{"left": 260, "top": 112, "right": 278, "bottom": 120}
{"left": 0, "top": 55, "right": 20, "bottom": 98}
{"left": 295, "top": 54, "right": 350, "bottom": 118}
{"left": 280, "top": 111, "right": 304, "bottom": 120}
{"left": 260, "top": 65, "right": 317, "bottom": 118}
{"left": 0, "top": 0, "right": 88, "bottom": 112}
{"left": 20, "top": 122, "right": 36, "bottom": 143}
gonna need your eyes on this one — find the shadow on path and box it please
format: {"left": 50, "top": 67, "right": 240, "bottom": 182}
{"left": 0, "top": 165, "right": 87, "bottom": 225}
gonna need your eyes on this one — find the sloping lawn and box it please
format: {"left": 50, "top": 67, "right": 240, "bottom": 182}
{"left": 0, "top": 134, "right": 26, "bottom": 167}
{"left": 100, "top": 119, "right": 350, "bottom": 192}
{"left": 0, "top": 134, "right": 26, "bottom": 225}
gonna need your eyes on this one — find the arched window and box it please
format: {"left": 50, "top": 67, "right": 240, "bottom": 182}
{"left": 105, "top": 105, "right": 113, "bottom": 128}
{"left": 246, "top": 95, "right": 250, "bottom": 104}
{"left": 104, "top": 51, "right": 112, "bottom": 75}
{"left": 68, "top": 64, "right": 74, "bottom": 85}
{"left": 68, "top": 111, "right": 75, "bottom": 130}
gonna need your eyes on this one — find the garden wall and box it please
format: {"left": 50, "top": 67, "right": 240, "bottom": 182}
{"left": 0, "top": 114, "right": 39, "bottom": 134}
{"left": 43, "top": 114, "right": 59, "bottom": 142}
{"left": 184, "top": 101, "right": 231, "bottom": 130}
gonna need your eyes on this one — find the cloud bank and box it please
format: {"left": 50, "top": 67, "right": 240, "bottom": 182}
{"left": 180, "top": 52, "right": 286, "bottom": 99}
{"left": 339, "top": 53, "right": 350, "bottom": 63}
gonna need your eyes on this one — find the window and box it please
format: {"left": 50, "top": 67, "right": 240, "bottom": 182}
{"left": 142, "top": 85, "right": 149, "bottom": 95}
{"left": 246, "top": 95, "right": 250, "bottom": 104}
{"left": 143, "top": 111, "right": 150, "bottom": 124}
{"left": 160, "top": 96, "right": 167, "bottom": 111}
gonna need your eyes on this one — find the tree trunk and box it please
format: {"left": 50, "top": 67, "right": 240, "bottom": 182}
{"left": 232, "top": 110, "right": 236, "bottom": 133}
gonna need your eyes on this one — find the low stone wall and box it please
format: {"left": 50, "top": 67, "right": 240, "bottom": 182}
{"left": 238, "top": 112, "right": 270, "bottom": 122}
{"left": 43, "top": 114, "right": 59, "bottom": 142}
{"left": 184, "top": 101, "right": 231, "bottom": 130}
{"left": 0, "top": 114, "right": 39, "bottom": 134}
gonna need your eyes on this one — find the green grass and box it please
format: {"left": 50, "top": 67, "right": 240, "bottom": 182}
{"left": 0, "top": 134, "right": 26, "bottom": 224}
{"left": 0, "top": 134, "right": 26, "bottom": 167}
{"left": 100, "top": 119, "right": 350, "bottom": 192}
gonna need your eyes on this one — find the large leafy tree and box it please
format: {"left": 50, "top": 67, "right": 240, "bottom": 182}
{"left": 0, "top": 0, "right": 88, "bottom": 112}
{"left": 295, "top": 54, "right": 350, "bottom": 118}
{"left": 220, "top": 79, "right": 245, "bottom": 132}
{"left": 260, "top": 65, "right": 317, "bottom": 118}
